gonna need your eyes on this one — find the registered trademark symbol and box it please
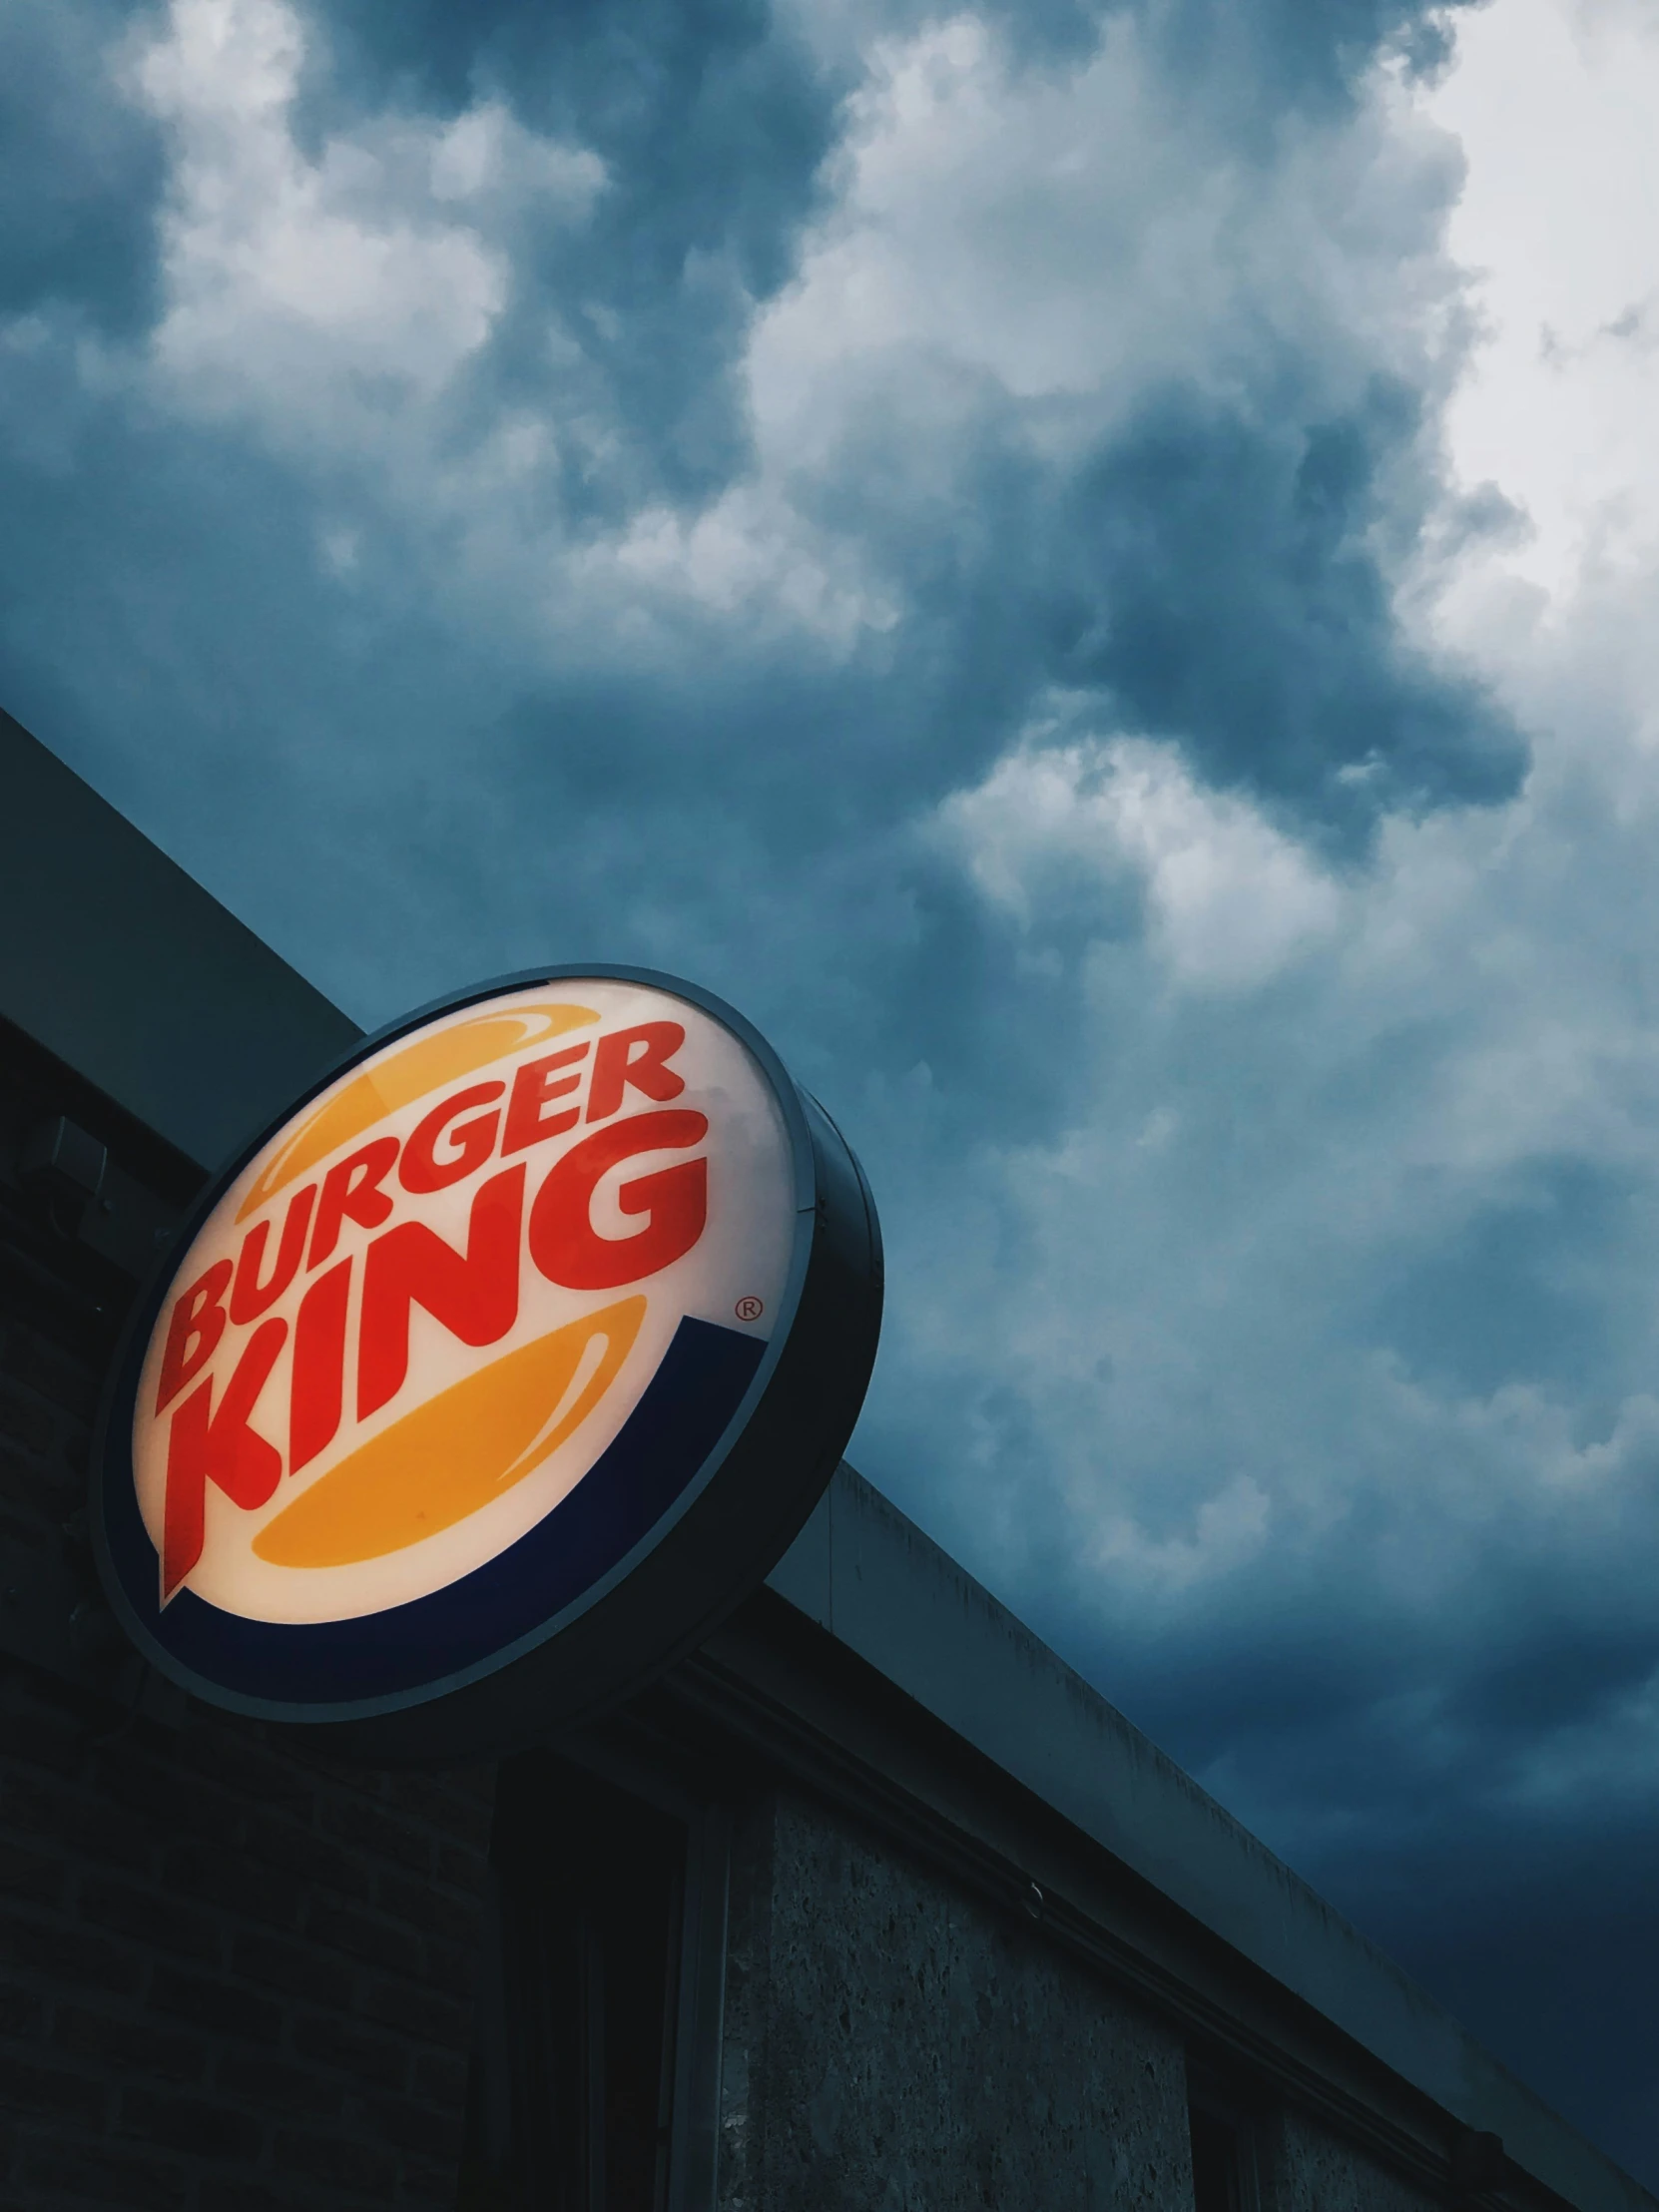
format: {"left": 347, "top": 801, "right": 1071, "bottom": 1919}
{"left": 735, "top": 1296, "right": 764, "bottom": 1323}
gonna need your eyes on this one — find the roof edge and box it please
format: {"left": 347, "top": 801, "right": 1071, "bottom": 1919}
{"left": 0, "top": 709, "right": 361, "bottom": 1168}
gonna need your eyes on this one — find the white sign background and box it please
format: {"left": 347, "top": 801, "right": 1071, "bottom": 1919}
{"left": 133, "top": 979, "right": 795, "bottom": 1625}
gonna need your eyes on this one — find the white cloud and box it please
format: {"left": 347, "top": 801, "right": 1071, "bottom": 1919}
{"left": 577, "top": 8, "right": 1476, "bottom": 649}
{"left": 1086, "top": 1471, "right": 1274, "bottom": 1595}
{"left": 750, "top": 15, "right": 1463, "bottom": 459}
{"left": 105, "top": 0, "right": 1491, "bottom": 675}
{"left": 941, "top": 728, "right": 1343, "bottom": 987}
{"left": 1421, "top": 0, "right": 1659, "bottom": 603}
{"left": 597, "top": 488, "right": 902, "bottom": 644}
{"left": 132, "top": 0, "right": 612, "bottom": 454}
{"left": 137, "top": 0, "right": 505, "bottom": 416}
{"left": 119, "top": 0, "right": 896, "bottom": 652}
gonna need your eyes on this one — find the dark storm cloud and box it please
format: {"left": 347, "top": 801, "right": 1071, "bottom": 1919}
{"left": 1353, "top": 1819, "right": 1659, "bottom": 2177}
{"left": 1152, "top": 1605, "right": 1659, "bottom": 2175}
{"left": 1369, "top": 1158, "right": 1641, "bottom": 1402}
{"left": 1147, "top": 0, "right": 1454, "bottom": 132}
{"left": 296, "top": 0, "right": 839, "bottom": 503}
{"left": 1047, "top": 383, "right": 1525, "bottom": 844}
{"left": 0, "top": 1, "right": 168, "bottom": 331}
{"left": 1032, "top": 1446, "right": 1659, "bottom": 2174}
{"left": 482, "top": 366, "right": 1524, "bottom": 911}
{"left": 471, "top": 640, "right": 1116, "bottom": 1155}
{"left": 1136, "top": 1612, "right": 1659, "bottom": 2174}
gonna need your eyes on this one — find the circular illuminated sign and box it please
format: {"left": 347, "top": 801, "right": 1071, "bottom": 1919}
{"left": 93, "top": 968, "right": 881, "bottom": 1757}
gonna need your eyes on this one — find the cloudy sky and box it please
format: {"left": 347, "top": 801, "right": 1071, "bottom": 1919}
{"left": 7, "top": 0, "right": 1659, "bottom": 2177}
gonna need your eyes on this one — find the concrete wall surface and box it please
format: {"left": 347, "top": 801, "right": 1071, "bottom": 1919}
{"left": 719, "top": 1787, "right": 1193, "bottom": 2212}
{"left": 1257, "top": 2107, "right": 1442, "bottom": 2212}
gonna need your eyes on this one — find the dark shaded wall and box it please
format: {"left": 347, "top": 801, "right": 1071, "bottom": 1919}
{"left": 1259, "top": 2106, "right": 1442, "bottom": 2212}
{"left": 0, "top": 1019, "right": 490, "bottom": 2210}
{"left": 0, "top": 1654, "right": 490, "bottom": 2210}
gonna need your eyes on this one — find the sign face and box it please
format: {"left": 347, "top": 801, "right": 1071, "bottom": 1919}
{"left": 94, "top": 969, "right": 881, "bottom": 1754}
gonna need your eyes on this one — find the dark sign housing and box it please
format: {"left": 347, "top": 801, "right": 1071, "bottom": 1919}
{"left": 0, "top": 704, "right": 1650, "bottom": 2212}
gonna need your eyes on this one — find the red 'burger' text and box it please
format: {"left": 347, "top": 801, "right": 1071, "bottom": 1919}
{"left": 153, "top": 1021, "right": 706, "bottom": 1598}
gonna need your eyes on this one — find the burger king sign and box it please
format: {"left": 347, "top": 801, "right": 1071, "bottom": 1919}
{"left": 93, "top": 968, "right": 881, "bottom": 1758}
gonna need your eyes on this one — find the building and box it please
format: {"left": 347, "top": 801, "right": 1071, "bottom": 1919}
{"left": 0, "top": 702, "right": 1648, "bottom": 2212}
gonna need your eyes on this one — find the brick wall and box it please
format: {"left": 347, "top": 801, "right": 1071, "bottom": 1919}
{"left": 0, "top": 1112, "right": 493, "bottom": 2210}
{"left": 0, "top": 1651, "right": 491, "bottom": 2210}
